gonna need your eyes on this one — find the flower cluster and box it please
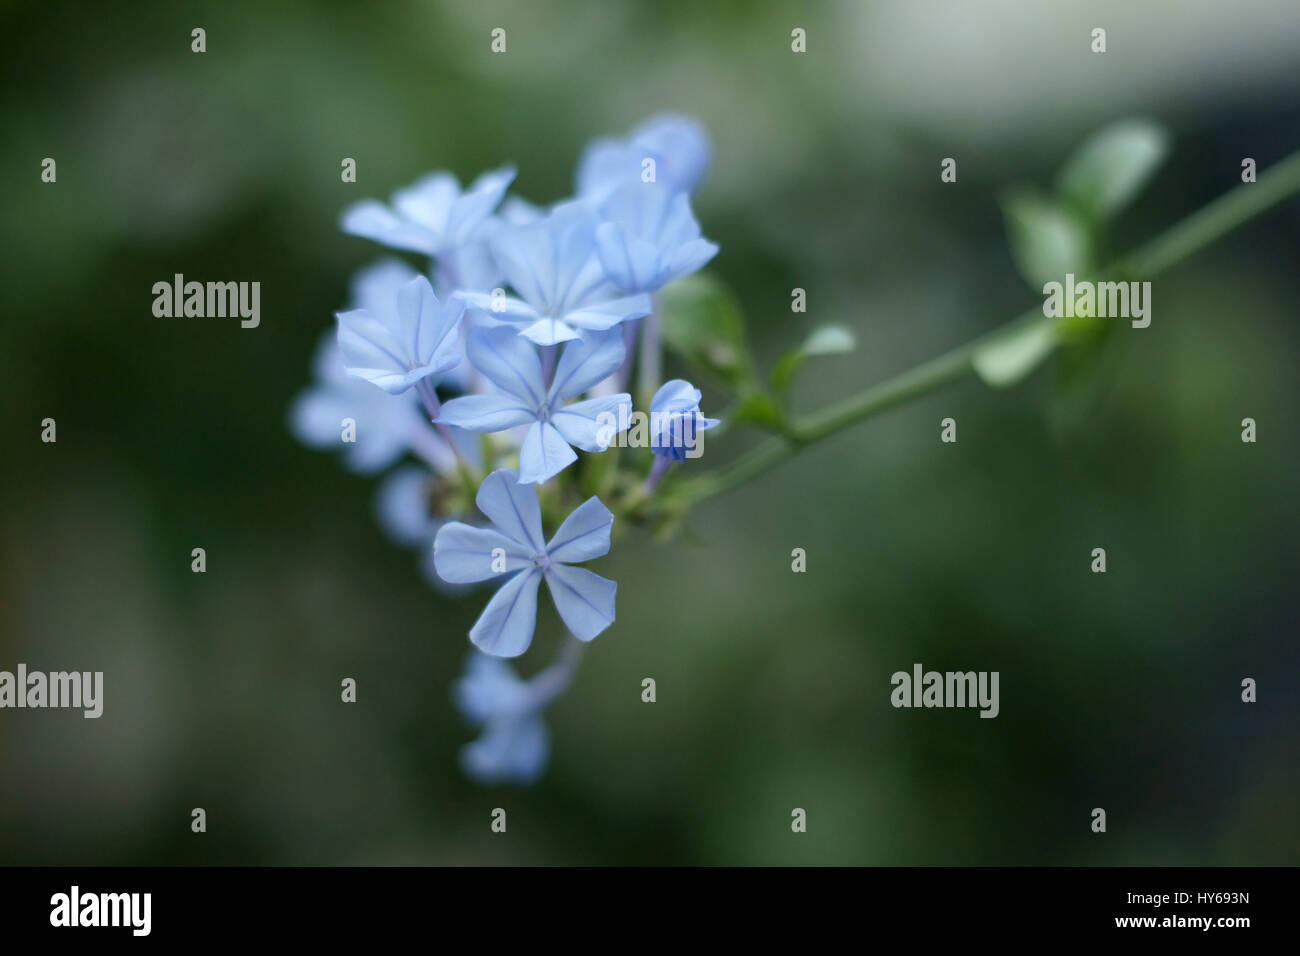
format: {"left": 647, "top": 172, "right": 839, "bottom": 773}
{"left": 291, "top": 115, "right": 720, "bottom": 784}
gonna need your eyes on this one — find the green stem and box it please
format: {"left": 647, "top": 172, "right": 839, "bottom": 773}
{"left": 1122, "top": 149, "right": 1300, "bottom": 277}
{"left": 680, "top": 148, "right": 1300, "bottom": 506}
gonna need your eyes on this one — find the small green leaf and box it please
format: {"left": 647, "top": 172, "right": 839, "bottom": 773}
{"left": 802, "top": 325, "right": 855, "bottom": 356}
{"left": 770, "top": 324, "right": 856, "bottom": 394}
{"left": 1001, "top": 188, "right": 1092, "bottom": 289}
{"left": 729, "top": 389, "right": 785, "bottom": 430}
{"left": 1056, "top": 119, "right": 1169, "bottom": 224}
{"left": 658, "top": 273, "right": 750, "bottom": 388}
{"left": 972, "top": 319, "right": 1058, "bottom": 388}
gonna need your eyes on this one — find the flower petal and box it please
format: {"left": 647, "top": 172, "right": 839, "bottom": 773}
{"left": 548, "top": 328, "right": 627, "bottom": 402}
{"left": 562, "top": 293, "right": 652, "bottom": 332}
{"left": 470, "top": 568, "right": 542, "bottom": 658}
{"left": 550, "top": 394, "right": 631, "bottom": 452}
{"left": 437, "top": 393, "right": 538, "bottom": 432}
{"left": 336, "top": 308, "right": 410, "bottom": 393}
{"left": 544, "top": 564, "right": 616, "bottom": 642}
{"left": 458, "top": 291, "right": 539, "bottom": 323}
{"left": 444, "top": 165, "right": 516, "bottom": 247}
{"left": 350, "top": 259, "right": 419, "bottom": 314}
{"left": 461, "top": 714, "right": 549, "bottom": 785}
{"left": 545, "top": 496, "right": 613, "bottom": 564}
{"left": 392, "top": 172, "right": 460, "bottom": 236}
{"left": 466, "top": 326, "right": 546, "bottom": 404}
{"left": 340, "top": 200, "right": 439, "bottom": 255}
{"left": 518, "top": 421, "right": 578, "bottom": 484}
{"left": 474, "top": 468, "right": 545, "bottom": 551}
{"left": 664, "top": 236, "right": 719, "bottom": 279}
{"left": 489, "top": 220, "right": 551, "bottom": 309}
{"left": 397, "top": 275, "right": 464, "bottom": 375}
{"left": 375, "top": 466, "right": 437, "bottom": 547}
{"left": 517, "top": 318, "right": 582, "bottom": 346}
{"left": 596, "top": 221, "right": 664, "bottom": 293}
{"left": 649, "top": 378, "right": 703, "bottom": 414}
{"left": 454, "top": 651, "right": 534, "bottom": 725}
{"left": 433, "top": 522, "right": 532, "bottom": 583}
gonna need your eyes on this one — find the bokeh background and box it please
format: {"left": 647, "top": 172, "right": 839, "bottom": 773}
{"left": 1, "top": 0, "right": 1297, "bottom": 865}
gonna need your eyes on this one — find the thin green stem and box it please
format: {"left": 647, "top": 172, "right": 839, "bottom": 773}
{"left": 678, "top": 312, "right": 1035, "bottom": 502}
{"left": 1122, "top": 149, "right": 1300, "bottom": 277}
{"left": 679, "top": 148, "right": 1300, "bottom": 506}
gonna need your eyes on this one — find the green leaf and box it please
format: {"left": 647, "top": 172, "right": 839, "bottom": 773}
{"left": 658, "top": 273, "right": 750, "bottom": 388}
{"left": 802, "top": 325, "right": 856, "bottom": 356}
{"left": 1000, "top": 188, "right": 1092, "bottom": 289}
{"left": 1055, "top": 119, "right": 1170, "bottom": 224}
{"left": 972, "top": 318, "right": 1058, "bottom": 388}
{"left": 770, "top": 324, "right": 856, "bottom": 394}
{"left": 728, "top": 389, "right": 785, "bottom": 430}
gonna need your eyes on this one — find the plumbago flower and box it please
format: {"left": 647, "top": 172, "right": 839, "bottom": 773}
{"left": 436, "top": 327, "right": 631, "bottom": 484}
{"left": 453, "top": 646, "right": 579, "bottom": 785}
{"left": 454, "top": 652, "right": 549, "bottom": 784}
{"left": 433, "top": 470, "right": 616, "bottom": 657}
{"left": 459, "top": 201, "right": 652, "bottom": 345}
{"left": 649, "top": 379, "right": 720, "bottom": 459}
{"left": 342, "top": 166, "right": 515, "bottom": 262}
{"left": 290, "top": 263, "right": 464, "bottom": 475}
{"left": 293, "top": 113, "right": 744, "bottom": 787}
{"left": 576, "top": 114, "right": 710, "bottom": 200}
{"left": 595, "top": 181, "right": 718, "bottom": 295}
{"left": 336, "top": 274, "right": 464, "bottom": 395}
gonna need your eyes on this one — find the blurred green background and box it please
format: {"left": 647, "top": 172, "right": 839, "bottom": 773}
{"left": 1, "top": 0, "right": 1297, "bottom": 865}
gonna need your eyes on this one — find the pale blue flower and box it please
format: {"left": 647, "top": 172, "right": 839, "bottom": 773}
{"left": 289, "top": 332, "right": 453, "bottom": 474}
{"left": 436, "top": 327, "right": 631, "bottom": 484}
{"left": 341, "top": 166, "right": 516, "bottom": 258}
{"left": 375, "top": 465, "right": 487, "bottom": 596}
{"left": 458, "top": 201, "right": 651, "bottom": 346}
{"left": 350, "top": 257, "right": 420, "bottom": 311}
{"left": 500, "top": 195, "right": 547, "bottom": 224}
{"left": 374, "top": 465, "right": 439, "bottom": 548}
{"left": 595, "top": 181, "right": 718, "bottom": 294}
{"left": 454, "top": 652, "right": 549, "bottom": 785}
{"left": 649, "top": 379, "right": 720, "bottom": 460}
{"left": 433, "top": 470, "right": 616, "bottom": 657}
{"left": 336, "top": 274, "right": 464, "bottom": 395}
{"left": 349, "top": 258, "right": 481, "bottom": 393}
{"left": 577, "top": 114, "right": 711, "bottom": 201}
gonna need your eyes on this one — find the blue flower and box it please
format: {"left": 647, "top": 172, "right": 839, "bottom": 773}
{"left": 375, "top": 465, "right": 439, "bottom": 548}
{"left": 433, "top": 470, "right": 617, "bottom": 657}
{"left": 289, "top": 331, "right": 447, "bottom": 473}
{"left": 458, "top": 201, "right": 651, "bottom": 346}
{"left": 341, "top": 166, "right": 516, "bottom": 258}
{"left": 336, "top": 274, "right": 464, "bottom": 395}
{"left": 454, "top": 652, "right": 549, "bottom": 785}
{"left": 577, "top": 114, "right": 711, "bottom": 201}
{"left": 595, "top": 181, "right": 718, "bottom": 294}
{"left": 649, "top": 379, "right": 720, "bottom": 460}
{"left": 436, "top": 327, "right": 631, "bottom": 484}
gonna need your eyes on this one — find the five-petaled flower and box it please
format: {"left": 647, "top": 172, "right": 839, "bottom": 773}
{"left": 595, "top": 181, "right": 718, "bottom": 294}
{"left": 341, "top": 166, "right": 516, "bottom": 259}
{"left": 433, "top": 469, "right": 617, "bottom": 657}
{"left": 336, "top": 274, "right": 465, "bottom": 395}
{"left": 436, "top": 326, "right": 632, "bottom": 484}
{"left": 454, "top": 651, "right": 551, "bottom": 785}
{"left": 459, "top": 201, "right": 651, "bottom": 345}
{"left": 576, "top": 113, "right": 711, "bottom": 201}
